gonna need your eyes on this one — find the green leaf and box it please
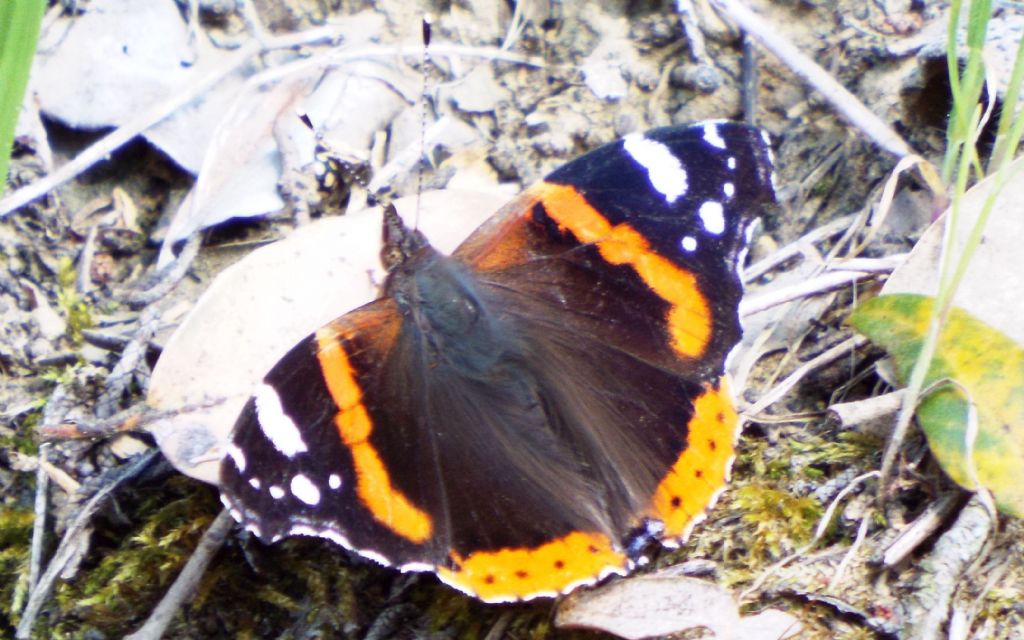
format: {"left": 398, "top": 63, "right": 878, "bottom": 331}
{"left": 850, "top": 293, "right": 1024, "bottom": 516}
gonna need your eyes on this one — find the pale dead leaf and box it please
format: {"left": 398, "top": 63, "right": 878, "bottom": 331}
{"left": 883, "top": 155, "right": 1024, "bottom": 346}
{"left": 735, "top": 609, "right": 802, "bottom": 639}
{"left": 148, "top": 189, "right": 509, "bottom": 483}
{"left": 32, "top": 0, "right": 244, "bottom": 173}
{"left": 555, "top": 575, "right": 740, "bottom": 639}
{"left": 33, "top": 0, "right": 193, "bottom": 130}
{"left": 157, "top": 73, "right": 311, "bottom": 265}
{"left": 157, "top": 58, "right": 414, "bottom": 267}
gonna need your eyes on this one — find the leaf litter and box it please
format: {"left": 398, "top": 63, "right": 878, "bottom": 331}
{"left": 3, "top": 1, "right": 1024, "bottom": 638}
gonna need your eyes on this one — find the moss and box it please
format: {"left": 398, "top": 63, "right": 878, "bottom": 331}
{"left": 55, "top": 255, "right": 93, "bottom": 345}
{"left": 50, "top": 477, "right": 217, "bottom": 636}
{"left": 731, "top": 483, "right": 823, "bottom": 562}
{"left": 788, "top": 431, "right": 882, "bottom": 468}
{"left": 0, "top": 505, "right": 33, "bottom": 634}
{"left": 1, "top": 405, "right": 41, "bottom": 455}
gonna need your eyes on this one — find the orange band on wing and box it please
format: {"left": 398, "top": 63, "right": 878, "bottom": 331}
{"left": 532, "top": 182, "right": 712, "bottom": 358}
{"left": 651, "top": 380, "right": 737, "bottom": 538}
{"left": 315, "top": 326, "right": 433, "bottom": 544}
{"left": 436, "top": 531, "right": 628, "bottom": 603}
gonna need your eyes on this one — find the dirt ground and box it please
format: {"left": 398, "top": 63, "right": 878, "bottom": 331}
{"left": 2, "top": 0, "right": 1023, "bottom": 638}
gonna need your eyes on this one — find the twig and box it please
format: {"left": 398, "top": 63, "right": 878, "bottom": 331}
{"left": 740, "top": 271, "right": 875, "bottom": 317}
{"left": 881, "top": 493, "right": 965, "bottom": 568}
{"left": 828, "top": 513, "right": 870, "bottom": 591}
{"left": 901, "top": 495, "right": 993, "bottom": 640}
{"left": 744, "top": 213, "right": 858, "bottom": 281}
{"left": 27, "top": 445, "right": 49, "bottom": 595}
{"left": 743, "top": 335, "right": 867, "bottom": 416}
{"left": 94, "top": 305, "right": 161, "bottom": 418}
{"left": 708, "top": 0, "right": 915, "bottom": 158}
{"left": 16, "top": 450, "right": 159, "bottom": 639}
{"left": 126, "top": 232, "right": 203, "bottom": 307}
{"left": 124, "top": 509, "right": 235, "bottom": 640}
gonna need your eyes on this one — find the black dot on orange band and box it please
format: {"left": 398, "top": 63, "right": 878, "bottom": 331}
{"left": 716, "top": 411, "right": 725, "bottom": 423}
{"left": 484, "top": 575, "right": 495, "bottom": 584}
{"left": 708, "top": 439, "right": 717, "bottom": 451}
{"left": 695, "top": 469, "right": 703, "bottom": 478}
{"left": 554, "top": 560, "right": 565, "bottom": 569}
{"left": 515, "top": 570, "right": 528, "bottom": 579}
{"left": 588, "top": 545, "right": 599, "bottom": 553}
{"left": 670, "top": 496, "right": 682, "bottom": 508}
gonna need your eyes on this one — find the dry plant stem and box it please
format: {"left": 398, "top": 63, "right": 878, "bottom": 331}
{"left": 744, "top": 335, "right": 867, "bottom": 415}
{"left": 366, "top": 116, "right": 460, "bottom": 194}
{"left": 125, "top": 232, "right": 203, "bottom": 307}
{"left": 739, "top": 270, "right": 875, "bottom": 317}
{"left": 482, "top": 611, "right": 515, "bottom": 640}
{"left": 828, "top": 511, "right": 871, "bottom": 591}
{"left": 708, "top": 0, "right": 914, "bottom": 158}
{"left": 124, "top": 509, "right": 235, "bottom": 640}
{"left": 856, "top": 155, "right": 931, "bottom": 254}
{"left": 744, "top": 214, "right": 857, "bottom": 281}
{"left": 16, "top": 450, "right": 159, "bottom": 639}
{"left": 882, "top": 493, "right": 964, "bottom": 567}
{"left": 27, "top": 445, "right": 49, "bottom": 595}
{"left": 828, "top": 255, "right": 908, "bottom": 274}
{"left": 828, "top": 390, "right": 904, "bottom": 431}
{"left": 37, "top": 403, "right": 145, "bottom": 440}
{"left": 675, "top": 0, "right": 709, "bottom": 61}
{"left": 37, "top": 458, "right": 80, "bottom": 493}
{"left": 94, "top": 304, "right": 161, "bottom": 418}
{"left": 901, "top": 495, "right": 993, "bottom": 640}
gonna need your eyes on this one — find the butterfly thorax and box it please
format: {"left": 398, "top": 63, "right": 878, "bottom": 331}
{"left": 384, "top": 234, "right": 509, "bottom": 378}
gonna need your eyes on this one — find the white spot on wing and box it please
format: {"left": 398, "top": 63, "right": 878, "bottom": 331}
{"left": 723, "top": 182, "right": 735, "bottom": 198}
{"left": 698, "top": 201, "right": 725, "bottom": 235}
{"left": 269, "top": 485, "right": 285, "bottom": 499}
{"left": 248, "top": 477, "right": 261, "bottom": 490}
{"left": 727, "top": 156, "right": 736, "bottom": 170}
{"left": 329, "top": 474, "right": 342, "bottom": 490}
{"left": 681, "top": 236, "right": 698, "bottom": 252}
{"left": 226, "top": 443, "right": 246, "bottom": 473}
{"left": 703, "top": 122, "right": 727, "bottom": 149}
{"left": 623, "top": 133, "right": 688, "bottom": 203}
{"left": 290, "top": 474, "right": 321, "bottom": 505}
{"left": 254, "top": 384, "right": 308, "bottom": 457}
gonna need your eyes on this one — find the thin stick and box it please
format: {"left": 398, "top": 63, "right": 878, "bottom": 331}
{"left": 743, "top": 335, "right": 866, "bottom": 416}
{"left": 27, "top": 445, "right": 49, "bottom": 595}
{"left": 740, "top": 271, "right": 875, "bottom": 317}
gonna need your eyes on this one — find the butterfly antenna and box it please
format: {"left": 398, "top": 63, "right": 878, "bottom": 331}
{"left": 414, "top": 14, "right": 433, "bottom": 229}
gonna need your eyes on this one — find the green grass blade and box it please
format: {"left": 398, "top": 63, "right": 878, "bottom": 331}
{"left": 0, "top": 0, "right": 46, "bottom": 190}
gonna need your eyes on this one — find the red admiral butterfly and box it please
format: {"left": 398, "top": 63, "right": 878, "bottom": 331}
{"left": 220, "top": 121, "right": 776, "bottom": 602}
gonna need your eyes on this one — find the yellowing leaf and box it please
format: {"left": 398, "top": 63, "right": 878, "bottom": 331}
{"left": 850, "top": 294, "right": 1024, "bottom": 516}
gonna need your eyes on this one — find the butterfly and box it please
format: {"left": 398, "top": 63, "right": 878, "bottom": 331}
{"left": 220, "top": 121, "right": 776, "bottom": 602}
